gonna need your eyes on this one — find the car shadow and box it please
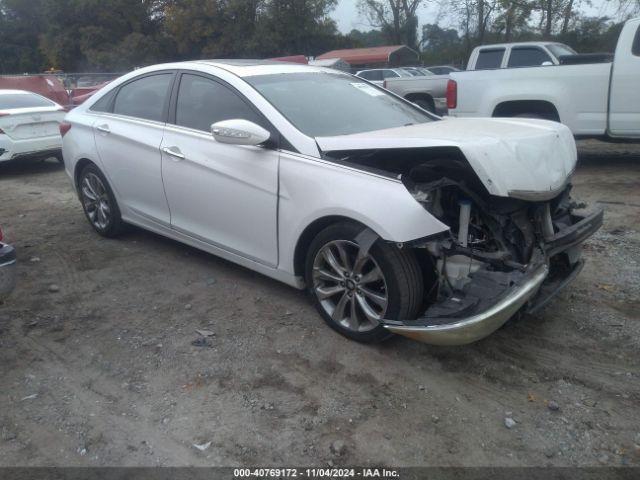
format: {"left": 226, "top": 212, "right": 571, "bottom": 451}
{"left": 576, "top": 139, "right": 640, "bottom": 166}
{"left": 0, "top": 157, "right": 64, "bottom": 177}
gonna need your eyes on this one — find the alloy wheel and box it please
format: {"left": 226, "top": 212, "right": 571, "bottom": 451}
{"left": 81, "top": 172, "right": 111, "bottom": 230}
{"left": 312, "top": 240, "right": 388, "bottom": 332}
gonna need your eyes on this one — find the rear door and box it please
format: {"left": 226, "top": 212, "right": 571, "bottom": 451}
{"left": 474, "top": 48, "right": 506, "bottom": 70}
{"left": 507, "top": 46, "right": 554, "bottom": 68}
{"left": 91, "top": 71, "right": 175, "bottom": 225}
{"left": 609, "top": 20, "right": 640, "bottom": 137}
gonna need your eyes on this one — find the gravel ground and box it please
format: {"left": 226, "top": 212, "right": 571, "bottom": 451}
{"left": 0, "top": 139, "right": 638, "bottom": 467}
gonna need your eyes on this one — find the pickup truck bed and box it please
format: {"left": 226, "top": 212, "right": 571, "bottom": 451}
{"left": 448, "top": 17, "right": 640, "bottom": 139}
{"left": 450, "top": 62, "right": 611, "bottom": 136}
{"left": 383, "top": 75, "right": 449, "bottom": 114}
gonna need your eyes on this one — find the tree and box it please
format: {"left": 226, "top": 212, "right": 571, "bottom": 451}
{"left": 420, "top": 23, "right": 466, "bottom": 65}
{"left": 0, "top": 0, "right": 47, "bottom": 73}
{"left": 37, "top": 0, "right": 166, "bottom": 71}
{"left": 492, "top": 0, "right": 535, "bottom": 41}
{"left": 347, "top": 28, "right": 388, "bottom": 47}
{"left": 163, "top": 0, "right": 340, "bottom": 59}
{"left": 358, "top": 0, "right": 425, "bottom": 49}
{"left": 255, "top": 0, "right": 341, "bottom": 57}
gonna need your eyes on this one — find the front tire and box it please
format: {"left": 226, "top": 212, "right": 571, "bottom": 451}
{"left": 305, "top": 221, "right": 424, "bottom": 343}
{"left": 78, "top": 164, "right": 125, "bottom": 237}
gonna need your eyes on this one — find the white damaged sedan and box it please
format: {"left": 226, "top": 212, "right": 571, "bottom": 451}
{"left": 60, "top": 61, "right": 603, "bottom": 345}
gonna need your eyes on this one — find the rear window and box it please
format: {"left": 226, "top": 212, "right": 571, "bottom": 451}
{"left": 507, "top": 47, "right": 553, "bottom": 67}
{"left": 0, "top": 93, "right": 55, "bottom": 110}
{"left": 633, "top": 25, "right": 640, "bottom": 56}
{"left": 113, "top": 73, "right": 173, "bottom": 122}
{"left": 547, "top": 43, "right": 577, "bottom": 59}
{"left": 358, "top": 71, "right": 379, "bottom": 81}
{"left": 428, "top": 67, "right": 454, "bottom": 75}
{"left": 475, "top": 49, "right": 505, "bottom": 69}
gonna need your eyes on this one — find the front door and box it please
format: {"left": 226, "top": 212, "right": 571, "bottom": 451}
{"left": 160, "top": 72, "right": 279, "bottom": 266}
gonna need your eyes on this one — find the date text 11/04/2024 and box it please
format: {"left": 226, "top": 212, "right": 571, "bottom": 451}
{"left": 233, "top": 468, "right": 400, "bottom": 478}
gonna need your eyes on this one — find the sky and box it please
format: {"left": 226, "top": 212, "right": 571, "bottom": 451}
{"left": 331, "top": 0, "right": 622, "bottom": 34}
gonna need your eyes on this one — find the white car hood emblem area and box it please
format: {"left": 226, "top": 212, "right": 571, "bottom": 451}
{"left": 315, "top": 117, "right": 578, "bottom": 199}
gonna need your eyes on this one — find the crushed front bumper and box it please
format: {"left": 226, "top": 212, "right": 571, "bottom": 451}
{"left": 383, "top": 207, "right": 603, "bottom": 345}
{"left": 0, "top": 242, "right": 17, "bottom": 302}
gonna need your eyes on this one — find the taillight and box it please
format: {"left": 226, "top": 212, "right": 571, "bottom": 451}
{"left": 446, "top": 79, "right": 457, "bottom": 109}
{"left": 59, "top": 122, "right": 72, "bottom": 137}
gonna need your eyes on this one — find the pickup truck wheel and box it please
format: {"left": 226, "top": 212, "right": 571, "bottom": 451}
{"left": 305, "top": 221, "right": 424, "bottom": 343}
{"left": 79, "top": 164, "right": 125, "bottom": 238}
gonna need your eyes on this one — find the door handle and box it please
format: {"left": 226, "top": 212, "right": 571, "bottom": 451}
{"left": 162, "top": 146, "right": 185, "bottom": 161}
{"left": 96, "top": 124, "right": 110, "bottom": 134}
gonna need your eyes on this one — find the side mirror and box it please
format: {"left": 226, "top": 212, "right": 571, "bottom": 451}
{"left": 541, "top": 61, "right": 553, "bottom": 66}
{"left": 211, "top": 119, "right": 271, "bottom": 146}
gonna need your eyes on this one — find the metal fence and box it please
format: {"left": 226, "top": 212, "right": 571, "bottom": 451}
{"left": 0, "top": 72, "right": 125, "bottom": 90}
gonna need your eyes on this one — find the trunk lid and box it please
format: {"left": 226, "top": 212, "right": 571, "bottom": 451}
{"left": 0, "top": 107, "right": 65, "bottom": 140}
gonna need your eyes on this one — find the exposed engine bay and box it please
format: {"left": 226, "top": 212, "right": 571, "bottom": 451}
{"left": 323, "top": 147, "right": 604, "bottom": 344}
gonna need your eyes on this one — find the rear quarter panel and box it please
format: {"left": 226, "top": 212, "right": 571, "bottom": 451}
{"left": 61, "top": 108, "right": 101, "bottom": 191}
{"left": 449, "top": 63, "right": 611, "bottom": 135}
{"left": 384, "top": 76, "right": 448, "bottom": 98}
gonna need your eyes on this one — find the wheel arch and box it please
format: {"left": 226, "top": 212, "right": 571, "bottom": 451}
{"left": 74, "top": 158, "right": 98, "bottom": 193}
{"left": 492, "top": 100, "right": 561, "bottom": 122}
{"left": 293, "top": 215, "right": 371, "bottom": 278}
{"left": 404, "top": 92, "right": 435, "bottom": 111}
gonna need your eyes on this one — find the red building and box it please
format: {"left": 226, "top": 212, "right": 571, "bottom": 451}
{"left": 316, "top": 45, "right": 419, "bottom": 70}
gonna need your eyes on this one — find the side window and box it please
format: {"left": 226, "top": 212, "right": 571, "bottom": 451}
{"left": 508, "top": 47, "right": 553, "bottom": 67}
{"left": 175, "top": 74, "right": 263, "bottom": 132}
{"left": 112, "top": 73, "right": 173, "bottom": 122}
{"left": 633, "top": 25, "right": 640, "bottom": 56}
{"left": 475, "top": 49, "right": 505, "bottom": 69}
{"left": 358, "top": 71, "right": 373, "bottom": 80}
{"left": 382, "top": 70, "right": 399, "bottom": 79}
{"left": 90, "top": 89, "right": 115, "bottom": 113}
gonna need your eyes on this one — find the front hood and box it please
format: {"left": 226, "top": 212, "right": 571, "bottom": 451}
{"left": 316, "top": 117, "right": 578, "bottom": 199}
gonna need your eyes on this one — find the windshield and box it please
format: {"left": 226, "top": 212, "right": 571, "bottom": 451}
{"left": 0, "top": 93, "right": 55, "bottom": 110}
{"left": 246, "top": 72, "right": 434, "bottom": 137}
{"left": 547, "top": 43, "right": 577, "bottom": 59}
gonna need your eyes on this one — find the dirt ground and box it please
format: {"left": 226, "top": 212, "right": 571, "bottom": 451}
{"left": 0, "top": 140, "right": 638, "bottom": 467}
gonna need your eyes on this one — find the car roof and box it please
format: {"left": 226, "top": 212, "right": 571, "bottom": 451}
{"left": 475, "top": 41, "right": 553, "bottom": 49}
{"left": 192, "top": 59, "right": 335, "bottom": 77}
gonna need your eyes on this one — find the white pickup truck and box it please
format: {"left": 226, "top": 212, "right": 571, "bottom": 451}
{"left": 382, "top": 74, "right": 449, "bottom": 114}
{"left": 448, "top": 17, "right": 640, "bottom": 139}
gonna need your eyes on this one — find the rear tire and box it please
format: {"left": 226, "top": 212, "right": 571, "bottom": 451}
{"left": 511, "top": 113, "right": 550, "bottom": 120}
{"left": 305, "top": 221, "right": 424, "bottom": 343}
{"left": 78, "top": 164, "right": 125, "bottom": 238}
